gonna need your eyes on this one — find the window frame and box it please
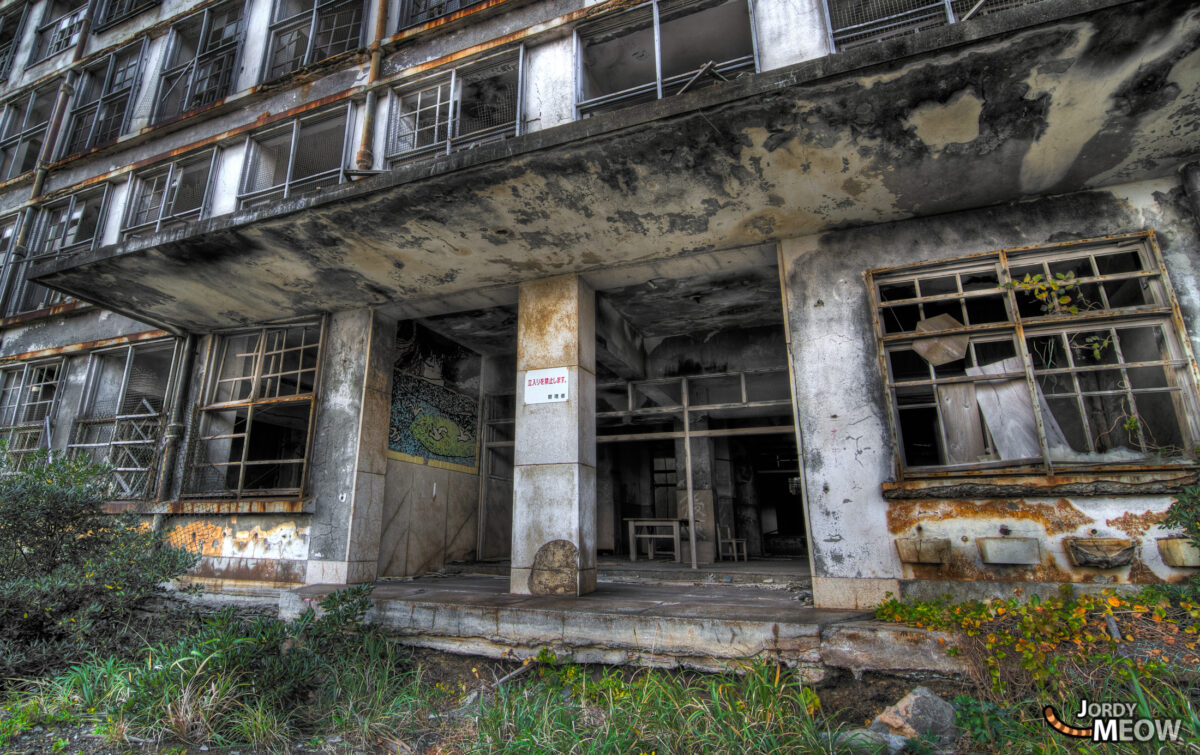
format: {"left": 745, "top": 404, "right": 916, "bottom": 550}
{"left": 121, "top": 147, "right": 220, "bottom": 241}
{"left": 9, "top": 185, "right": 106, "bottom": 315}
{"left": 237, "top": 103, "right": 353, "bottom": 209}
{"left": 93, "top": 0, "right": 160, "bottom": 30}
{"left": 0, "top": 358, "right": 66, "bottom": 469}
{"left": 867, "top": 232, "right": 1200, "bottom": 480}
{"left": 0, "top": 81, "right": 58, "bottom": 181}
{"left": 185, "top": 319, "right": 325, "bottom": 500}
{"left": 152, "top": 0, "right": 247, "bottom": 125}
{"left": 0, "top": 4, "right": 29, "bottom": 78}
{"left": 262, "top": 0, "right": 366, "bottom": 83}
{"left": 575, "top": 0, "right": 760, "bottom": 118}
{"left": 67, "top": 340, "right": 179, "bottom": 500}
{"left": 385, "top": 46, "right": 525, "bottom": 165}
{"left": 61, "top": 39, "right": 147, "bottom": 157}
{"left": 32, "top": 0, "right": 87, "bottom": 64}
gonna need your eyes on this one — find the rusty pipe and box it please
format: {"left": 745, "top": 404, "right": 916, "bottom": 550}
{"left": 355, "top": 0, "right": 388, "bottom": 170}
{"left": 156, "top": 332, "right": 197, "bottom": 503}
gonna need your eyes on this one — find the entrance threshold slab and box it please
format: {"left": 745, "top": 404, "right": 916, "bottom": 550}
{"left": 444, "top": 558, "right": 812, "bottom": 587}
{"left": 282, "top": 575, "right": 865, "bottom": 675}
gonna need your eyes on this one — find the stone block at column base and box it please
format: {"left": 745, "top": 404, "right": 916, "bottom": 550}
{"left": 304, "top": 559, "right": 378, "bottom": 585}
{"left": 811, "top": 576, "right": 901, "bottom": 609}
{"left": 510, "top": 565, "right": 597, "bottom": 596}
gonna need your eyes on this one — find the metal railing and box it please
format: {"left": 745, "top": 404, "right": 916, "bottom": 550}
{"left": 68, "top": 413, "right": 164, "bottom": 499}
{"left": 824, "top": 0, "right": 1045, "bottom": 50}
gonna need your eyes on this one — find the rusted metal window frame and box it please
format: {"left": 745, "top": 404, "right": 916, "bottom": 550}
{"left": 866, "top": 232, "right": 1200, "bottom": 480}
{"left": 184, "top": 318, "right": 326, "bottom": 501}
{"left": 67, "top": 339, "right": 180, "bottom": 500}
{"left": 93, "top": 0, "right": 160, "bottom": 30}
{"left": 397, "top": 0, "right": 488, "bottom": 30}
{"left": 0, "top": 81, "right": 58, "bottom": 181}
{"left": 0, "top": 4, "right": 29, "bottom": 79}
{"left": 10, "top": 184, "right": 108, "bottom": 315}
{"left": 384, "top": 45, "right": 525, "bottom": 165}
{"left": 0, "top": 357, "right": 67, "bottom": 469}
{"left": 236, "top": 102, "right": 354, "bottom": 209}
{"left": 61, "top": 39, "right": 148, "bottom": 156}
{"left": 32, "top": 0, "right": 87, "bottom": 64}
{"left": 574, "top": 0, "right": 759, "bottom": 119}
{"left": 262, "top": 0, "right": 367, "bottom": 82}
{"left": 121, "top": 147, "right": 220, "bottom": 241}
{"left": 151, "top": 0, "right": 248, "bottom": 125}
{"left": 822, "top": 0, "right": 1037, "bottom": 51}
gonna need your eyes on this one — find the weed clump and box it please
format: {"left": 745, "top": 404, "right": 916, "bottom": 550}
{"left": 0, "top": 450, "right": 196, "bottom": 679}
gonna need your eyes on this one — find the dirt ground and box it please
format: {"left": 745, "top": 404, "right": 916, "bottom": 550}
{"left": 2, "top": 647, "right": 967, "bottom": 754}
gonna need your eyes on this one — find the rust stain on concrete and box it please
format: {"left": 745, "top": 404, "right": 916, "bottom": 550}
{"left": 1106, "top": 509, "right": 1168, "bottom": 538}
{"left": 887, "top": 498, "right": 1094, "bottom": 535}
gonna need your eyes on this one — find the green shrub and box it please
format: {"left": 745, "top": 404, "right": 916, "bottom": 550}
{"left": 0, "top": 449, "right": 196, "bottom": 678}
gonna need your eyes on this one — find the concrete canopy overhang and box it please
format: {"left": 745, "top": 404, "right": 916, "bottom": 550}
{"left": 33, "top": 0, "right": 1200, "bottom": 333}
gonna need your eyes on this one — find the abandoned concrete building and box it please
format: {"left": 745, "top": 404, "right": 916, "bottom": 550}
{"left": 1, "top": 0, "right": 1199, "bottom": 647}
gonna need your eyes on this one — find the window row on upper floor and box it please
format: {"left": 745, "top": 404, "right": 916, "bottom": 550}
{"left": 0, "top": 0, "right": 760, "bottom": 187}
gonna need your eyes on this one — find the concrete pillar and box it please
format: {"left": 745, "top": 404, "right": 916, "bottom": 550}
{"left": 304, "top": 309, "right": 394, "bottom": 584}
{"left": 510, "top": 275, "right": 597, "bottom": 595}
{"left": 677, "top": 423, "right": 717, "bottom": 564}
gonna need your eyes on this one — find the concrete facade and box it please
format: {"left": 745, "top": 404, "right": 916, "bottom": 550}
{"left": 0, "top": 0, "right": 1195, "bottom": 612}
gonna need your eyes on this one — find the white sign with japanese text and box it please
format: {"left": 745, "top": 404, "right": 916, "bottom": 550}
{"left": 524, "top": 367, "right": 569, "bottom": 404}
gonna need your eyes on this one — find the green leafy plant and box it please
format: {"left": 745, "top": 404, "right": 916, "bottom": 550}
{"left": 0, "top": 449, "right": 197, "bottom": 679}
{"left": 1001, "top": 271, "right": 1083, "bottom": 315}
{"left": 1162, "top": 484, "right": 1200, "bottom": 552}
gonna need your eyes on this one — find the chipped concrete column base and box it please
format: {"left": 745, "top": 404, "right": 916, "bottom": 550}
{"left": 304, "top": 559, "right": 379, "bottom": 585}
{"left": 510, "top": 275, "right": 597, "bottom": 596}
{"left": 812, "top": 576, "right": 901, "bottom": 609}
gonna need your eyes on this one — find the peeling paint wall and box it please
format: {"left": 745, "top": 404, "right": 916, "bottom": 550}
{"left": 781, "top": 175, "right": 1200, "bottom": 607}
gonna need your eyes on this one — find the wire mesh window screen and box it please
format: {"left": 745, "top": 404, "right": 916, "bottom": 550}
{"left": 826, "top": 0, "right": 1047, "bottom": 49}
{"left": 186, "top": 323, "right": 321, "bottom": 499}
{"left": 870, "top": 236, "right": 1200, "bottom": 475}
{"left": 292, "top": 114, "right": 347, "bottom": 186}
{"left": 398, "top": 0, "right": 487, "bottom": 29}
{"left": 390, "top": 79, "right": 452, "bottom": 157}
{"left": 457, "top": 56, "right": 519, "bottom": 141}
{"left": 239, "top": 107, "right": 349, "bottom": 207}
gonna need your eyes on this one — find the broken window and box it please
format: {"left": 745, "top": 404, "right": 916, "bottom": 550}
{"left": 9, "top": 186, "right": 105, "bottom": 314}
{"left": 868, "top": 235, "right": 1200, "bottom": 475}
{"left": 263, "top": 0, "right": 364, "bottom": 81}
{"left": 95, "top": 0, "right": 160, "bottom": 29}
{"left": 153, "top": 0, "right": 246, "bottom": 124}
{"left": 34, "top": 0, "right": 87, "bottom": 62}
{"left": 577, "top": 0, "right": 756, "bottom": 117}
{"left": 122, "top": 148, "right": 219, "bottom": 241}
{"left": 0, "top": 360, "right": 64, "bottom": 469}
{"left": 185, "top": 321, "right": 322, "bottom": 499}
{"left": 68, "top": 342, "right": 176, "bottom": 499}
{"left": 398, "top": 0, "right": 484, "bottom": 29}
{"left": 826, "top": 0, "right": 1042, "bottom": 50}
{"left": 0, "top": 5, "right": 28, "bottom": 78}
{"left": 239, "top": 104, "right": 352, "bottom": 208}
{"left": 0, "top": 82, "right": 57, "bottom": 180}
{"left": 387, "top": 48, "right": 522, "bottom": 164}
{"left": 62, "top": 41, "right": 146, "bottom": 155}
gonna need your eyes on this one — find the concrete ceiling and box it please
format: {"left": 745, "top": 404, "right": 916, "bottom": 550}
{"left": 34, "top": 0, "right": 1200, "bottom": 333}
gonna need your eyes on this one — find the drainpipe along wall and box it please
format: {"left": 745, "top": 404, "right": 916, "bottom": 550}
{"left": 356, "top": 0, "right": 389, "bottom": 170}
